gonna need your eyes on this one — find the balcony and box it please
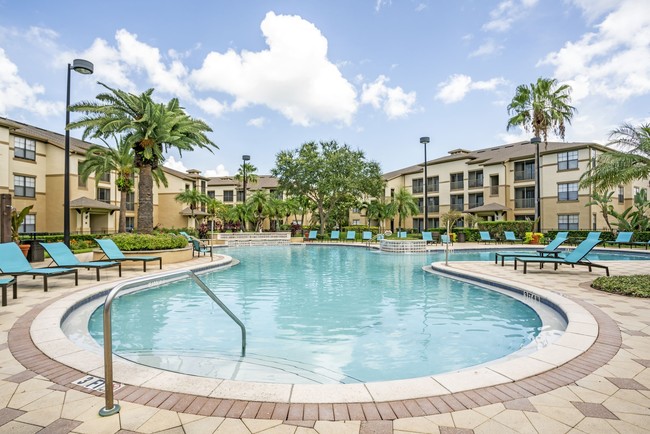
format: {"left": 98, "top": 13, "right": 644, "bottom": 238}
{"left": 450, "top": 181, "right": 464, "bottom": 190}
{"left": 515, "top": 198, "right": 535, "bottom": 209}
{"left": 450, "top": 203, "right": 464, "bottom": 211}
{"left": 468, "top": 180, "right": 483, "bottom": 188}
{"left": 514, "top": 170, "right": 535, "bottom": 181}
{"left": 413, "top": 185, "right": 423, "bottom": 194}
{"left": 468, "top": 201, "right": 483, "bottom": 210}
{"left": 490, "top": 185, "right": 499, "bottom": 195}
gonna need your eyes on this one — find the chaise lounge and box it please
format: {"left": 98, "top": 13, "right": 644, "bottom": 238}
{"left": 95, "top": 238, "right": 162, "bottom": 272}
{"left": 41, "top": 242, "right": 121, "bottom": 281}
{"left": 494, "top": 232, "right": 569, "bottom": 266}
{"left": 514, "top": 238, "right": 609, "bottom": 276}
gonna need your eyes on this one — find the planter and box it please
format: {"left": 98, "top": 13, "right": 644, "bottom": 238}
{"left": 18, "top": 244, "right": 30, "bottom": 257}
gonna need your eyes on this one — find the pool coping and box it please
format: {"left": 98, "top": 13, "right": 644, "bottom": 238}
{"left": 9, "top": 255, "right": 622, "bottom": 421}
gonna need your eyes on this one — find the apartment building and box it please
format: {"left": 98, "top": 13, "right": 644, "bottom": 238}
{"left": 384, "top": 141, "right": 648, "bottom": 232}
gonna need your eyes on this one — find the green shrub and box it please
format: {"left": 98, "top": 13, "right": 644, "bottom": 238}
{"left": 105, "top": 233, "right": 187, "bottom": 251}
{"left": 592, "top": 275, "right": 650, "bottom": 297}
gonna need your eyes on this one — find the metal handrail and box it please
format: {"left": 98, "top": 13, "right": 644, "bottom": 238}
{"left": 99, "top": 269, "right": 246, "bottom": 417}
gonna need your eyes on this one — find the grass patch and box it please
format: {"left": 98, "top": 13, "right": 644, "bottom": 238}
{"left": 591, "top": 275, "right": 650, "bottom": 297}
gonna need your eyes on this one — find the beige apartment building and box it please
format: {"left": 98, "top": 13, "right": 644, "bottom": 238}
{"left": 384, "top": 141, "right": 648, "bottom": 233}
{"left": 1, "top": 117, "right": 647, "bottom": 236}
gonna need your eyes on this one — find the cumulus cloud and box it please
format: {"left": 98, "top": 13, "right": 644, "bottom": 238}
{"left": 190, "top": 11, "right": 358, "bottom": 126}
{"left": 0, "top": 47, "right": 63, "bottom": 117}
{"left": 375, "top": 0, "right": 392, "bottom": 12}
{"left": 204, "top": 164, "right": 229, "bottom": 177}
{"left": 360, "top": 75, "right": 416, "bottom": 119}
{"left": 483, "top": 0, "right": 539, "bottom": 32}
{"left": 435, "top": 74, "right": 507, "bottom": 104}
{"left": 469, "top": 40, "right": 503, "bottom": 58}
{"left": 570, "top": 0, "right": 621, "bottom": 21}
{"left": 195, "top": 97, "right": 228, "bottom": 118}
{"left": 163, "top": 156, "right": 188, "bottom": 173}
{"left": 539, "top": 0, "right": 650, "bottom": 102}
{"left": 247, "top": 117, "right": 267, "bottom": 127}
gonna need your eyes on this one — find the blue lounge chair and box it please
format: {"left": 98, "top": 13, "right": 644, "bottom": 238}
{"left": 479, "top": 231, "right": 497, "bottom": 244}
{"left": 376, "top": 234, "right": 385, "bottom": 241}
{"left": 41, "top": 242, "right": 121, "bottom": 281}
{"left": 346, "top": 230, "right": 357, "bottom": 242}
{"left": 362, "top": 231, "right": 373, "bottom": 241}
{"left": 494, "top": 232, "right": 569, "bottom": 266}
{"left": 605, "top": 232, "right": 635, "bottom": 248}
{"left": 422, "top": 232, "right": 435, "bottom": 245}
{"left": 514, "top": 238, "right": 609, "bottom": 276}
{"left": 441, "top": 234, "right": 453, "bottom": 245}
{"left": 398, "top": 231, "right": 408, "bottom": 238}
{"left": 179, "top": 231, "right": 192, "bottom": 242}
{"left": 95, "top": 238, "right": 162, "bottom": 272}
{"left": 330, "top": 230, "right": 340, "bottom": 242}
{"left": 0, "top": 277, "right": 17, "bottom": 306}
{"left": 504, "top": 231, "right": 522, "bottom": 243}
{"left": 0, "top": 242, "right": 78, "bottom": 292}
{"left": 191, "top": 238, "right": 211, "bottom": 257}
{"left": 305, "top": 230, "right": 318, "bottom": 241}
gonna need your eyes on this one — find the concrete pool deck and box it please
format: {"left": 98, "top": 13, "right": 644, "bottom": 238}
{"left": 1, "top": 243, "right": 650, "bottom": 433}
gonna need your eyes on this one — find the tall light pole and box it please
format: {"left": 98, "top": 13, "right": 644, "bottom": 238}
{"left": 64, "top": 59, "right": 94, "bottom": 247}
{"left": 242, "top": 155, "right": 250, "bottom": 203}
{"left": 531, "top": 136, "right": 541, "bottom": 233}
{"left": 420, "top": 137, "right": 430, "bottom": 232}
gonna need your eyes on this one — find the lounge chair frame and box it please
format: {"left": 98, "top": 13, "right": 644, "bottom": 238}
{"left": 41, "top": 242, "right": 121, "bottom": 281}
{"left": 514, "top": 239, "right": 609, "bottom": 276}
{"left": 95, "top": 239, "right": 162, "bottom": 272}
{"left": 0, "top": 277, "right": 17, "bottom": 306}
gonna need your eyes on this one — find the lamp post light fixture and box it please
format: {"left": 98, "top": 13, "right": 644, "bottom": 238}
{"left": 531, "top": 136, "right": 542, "bottom": 233}
{"left": 420, "top": 137, "right": 430, "bottom": 232}
{"left": 64, "top": 59, "right": 94, "bottom": 247}
{"left": 242, "top": 155, "right": 250, "bottom": 204}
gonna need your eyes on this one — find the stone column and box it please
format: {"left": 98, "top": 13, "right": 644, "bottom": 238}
{"left": 0, "top": 194, "right": 12, "bottom": 243}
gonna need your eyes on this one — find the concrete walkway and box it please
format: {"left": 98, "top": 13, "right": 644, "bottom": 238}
{"left": 1, "top": 244, "right": 649, "bottom": 433}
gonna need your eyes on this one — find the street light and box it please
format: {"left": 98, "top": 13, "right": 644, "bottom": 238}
{"left": 531, "top": 136, "right": 542, "bottom": 233}
{"left": 64, "top": 59, "right": 94, "bottom": 247}
{"left": 242, "top": 155, "right": 250, "bottom": 203}
{"left": 420, "top": 137, "right": 430, "bottom": 231}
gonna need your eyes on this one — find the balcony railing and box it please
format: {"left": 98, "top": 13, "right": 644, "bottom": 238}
{"left": 490, "top": 185, "right": 499, "bottom": 195}
{"left": 450, "top": 181, "right": 464, "bottom": 190}
{"left": 514, "top": 170, "right": 535, "bottom": 181}
{"left": 427, "top": 183, "right": 439, "bottom": 193}
{"left": 468, "top": 180, "right": 483, "bottom": 188}
{"left": 468, "top": 201, "right": 483, "bottom": 209}
{"left": 413, "top": 185, "right": 423, "bottom": 194}
{"left": 515, "top": 198, "right": 535, "bottom": 209}
{"left": 428, "top": 205, "right": 440, "bottom": 213}
{"left": 450, "top": 203, "right": 464, "bottom": 211}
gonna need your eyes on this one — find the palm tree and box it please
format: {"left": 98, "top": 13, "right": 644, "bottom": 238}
{"left": 585, "top": 191, "right": 614, "bottom": 232}
{"left": 365, "top": 199, "right": 395, "bottom": 232}
{"left": 506, "top": 77, "right": 576, "bottom": 142}
{"left": 175, "top": 188, "right": 210, "bottom": 226}
{"left": 234, "top": 162, "right": 259, "bottom": 200}
{"left": 579, "top": 123, "right": 650, "bottom": 191}
{"left": 206, "top": 197, "right": 227, "bottom": 234}
{"left": 391, "top": 187, "right": 419, "bottom": 233}
{"left": 68, "top": 82, "right": 217, "bottom": 233}
{"left": 247, "top": 190, "right": 269, "bottom": 232}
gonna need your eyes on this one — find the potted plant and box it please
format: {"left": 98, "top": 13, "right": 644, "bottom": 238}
{"left": 11, "top": 205, "right": 34, "bottom": 256}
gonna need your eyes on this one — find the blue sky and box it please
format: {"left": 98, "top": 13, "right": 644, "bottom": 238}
{"left": 1, "top": 0, "right": 648, "bottom": 177}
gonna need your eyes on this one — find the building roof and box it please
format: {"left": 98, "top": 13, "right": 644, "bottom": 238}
{"left": 0, "top": 117, "right": 95, "bottom": 154}
{"left": 207, "top": 175, "right": 279, "bottom": 189}
{"left": 69, "top": 197, "right": 119, "bottom": 211}
{"left": 464, "top": 202, "right": 511, "bottom": 213}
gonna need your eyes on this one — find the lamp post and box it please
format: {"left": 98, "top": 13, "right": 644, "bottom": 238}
{"left": 242, "top": 155, "right": 250, "bottom": 203}
{"left": 420, "top": 137, "right": 430, "bottom": 232}
{"left": 64, "top": 59, "right": 94, "bottom": 247}
{"left": 531, "top": 136, "right": 541, "bottom": 233}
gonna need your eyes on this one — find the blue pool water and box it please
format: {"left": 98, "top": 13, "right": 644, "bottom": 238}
{"left": 86, "top": 246, "right": 572, "bottom": 384}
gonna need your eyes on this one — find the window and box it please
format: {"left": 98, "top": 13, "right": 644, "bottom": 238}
{"left": 450, "top": 194, "right": 464, "bottom": 211}
{"left": 125, "top": 191, "right": 135, "bottom": 211}
{"left": 412, "top": 218, "right": 423, "bottom": 232}
{"left": 428, "top": 196, "right": 439, "bottom": 213}
{"left": 515, "top": 187, "right": 535, "bottom": 208}
{"left": 14, "top": 175, "right": 35, "bottom": 198}
{"left": 558, "top": 214, "right": 579, "bottom": 230}
{"left": 468, "top": 192, "right": 484, "bottom": 209}
{"left": 515, "top": 214, "right": 535, "bottom": 221}
{"left": 490, "top": 175, "right": 499, "bottom": 196}
{"left": 223, "top": 190, "right": 233, "bottom": 202}
{"left": 557, "top": 150, "right": 578, "bottom": 171}
{"left": 125, "top": 216, "right": 135, "bottom": 232}
{"left": 634, "top": 187, "right": 640, "bottom": 198}
{"left": 450, "top": 173, "right": 464, "bottom": 190}
{"left": 19, "top": 214, "right": 36, "bottom": 234}
{"left": 468, "top": 171, "right": 483, "bottom": 188}
{"left": 412, "top": 178, "right": 423, "bottom": 194}
{"left": 514, "top": 160, "right": 535, "bottom": 181}
{"left": 77, "top": 162, "right": 87, "bottom": 188}
{"left": 352, "top": 219, "right": 361, "bottom": 225}
{"left": 427, "top": 176, "right": 439, "bottom": 193}
{"left": 429, "top": 217, "right": 439, "bottom": 228}
{"left": 97, "top": 187, "right": 111, "bottom": 203}
{"left": 558, "top": 182, "right": 578, "bottom": 201}
{"left": 14, "top": 136, "right": 36, "bottom": 160}
{"left": 236, "top": 190, "right": 245, "bottom": 202}
{"left": 618, "top": 186, "right": 624, "bottom": 203}
{"left": 200, "top": 180, "right": 206, "bottom": 193}
{"left": 99, "top": 172, "right": 110, "bottom": 183}
{"left": 352, "top": 207, "right": 360, "bottom": 213}
{"left": 207, "top": 190, "right": 215, "bottom": 199}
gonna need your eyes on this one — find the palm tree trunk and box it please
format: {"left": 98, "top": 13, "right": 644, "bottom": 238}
{"left": 137, "top": 165, "right": 154, "bottom": 233}
{"left": 119, "top": 190, "right": 127, "bottom": 233}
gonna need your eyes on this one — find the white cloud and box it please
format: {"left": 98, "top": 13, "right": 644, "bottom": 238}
{"left": 67, "top": 37, "right": 136, "bottom": 91}
{"left": 435, "top": 74, "right": 507, "bottom": 104}
{"left": 375, "top": 0, "right": 392, "bottom": 12}
{"left": 496, "top": 130, "right": 530, "bottom": 143}
{"left": 539, "top": 0, "right": 650, "bottom": 102}
{"left": 195, "top": 97, "right": 228, "bottom": 117}
{"left": 569, "top": 0, "right": 621, "bottom": 22}
{"left": 469, "top": 40, "right": 503, "bottom": 58}
{"left": 483, "top": 0, "right": 539, "bottom": 32}
{"left": 415, "top": 3, "right": 427, "bottom": 12}
{"left": 360, "top": 75, "right": 416, "bottom": 119}
{"left": 0, "top": 47, "right": 63, "bottom": 117}
{"left": 163, "top": 156, "right": 188, "bottom": 172}
{"left": 190, "top": 12, "right": 358, "bottom": 126}
{"left": 247, "top": 117, "right": 267, "bottom": 127}
{"left": 204, "top": 164, "right": 229, "bottom": 177}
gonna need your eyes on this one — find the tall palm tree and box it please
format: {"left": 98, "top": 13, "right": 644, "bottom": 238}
{"left": 579, "top": 123, "right": 650, "bottom": 191}
{"left": 206, "top": 197, "right": 227, "bottom": 234}
{"left": 234, "top": 162, "right": 259, "bottom": 200}
{"left": 247, "top": 190, "right": 269, "bottom": 232}
{"left": 366, "top": 199, "right": 396, "bottom": 233}
{"left": 391, "top": 187, "right": 419, "bottom": 233}
{"left": 506, "top": 77, "right": 576, "bottom": 142}
{"left": 68, "top": 82, "right": 217, "bottom": 233}
{"left": 175, "top": 188, "right": 210, "bottom": 224}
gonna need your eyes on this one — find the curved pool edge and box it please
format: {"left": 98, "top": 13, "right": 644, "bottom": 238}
{"left": 20, "top": 254, "right": 617, "bottom": 412}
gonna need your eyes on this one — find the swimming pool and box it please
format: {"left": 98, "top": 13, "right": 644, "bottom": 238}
{"left": 77, "top": 246, "right": 568, "bottom": 384}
